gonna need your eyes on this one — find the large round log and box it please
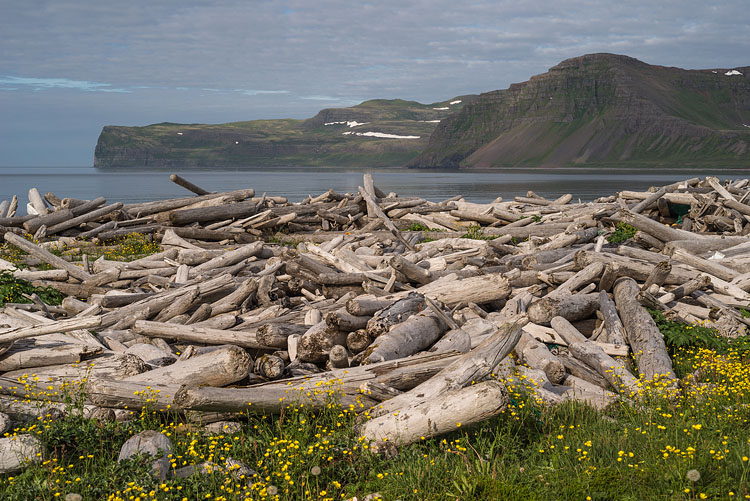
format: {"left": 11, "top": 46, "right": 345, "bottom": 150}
{"left": 124, "top": 345, "right": 252, "bottom": 387}
{"left": 359, "top": 380, "right": 509, "bottom": 445}
{"left": 527, "top": 293, "right": 599, "bottom": 326}
{"left": 613, "top": 278, "right": 675, "bottom": 381}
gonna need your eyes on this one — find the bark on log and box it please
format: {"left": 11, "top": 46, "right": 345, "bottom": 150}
{"left": 296, "top": 321, "right": 347, "bottom": 363}
{"left": 613, "top": 278, "right": 675, "bottom": 381}
{"left": 256, "top": 323, "right": 308, "bottom": 349}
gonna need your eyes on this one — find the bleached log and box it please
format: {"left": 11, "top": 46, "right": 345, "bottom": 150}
{"left": 618, "top": 209, "right": 704, "bottom": 242}
{"left": 613, "top": 278, "right": 675, "bottom": 381}
{"left": 124, "top": 345, "right": 251, "bottom": 386}
{"left": 551, "top": 317, "right": 638, "bottom": 395}
{"left": 366, "top": 294, "right": 425, "bottom": 337}
{"left": 3, "top": 232, "right": 94, "bottom": 282}
{"left": 372, "top": 322, "right": 521, "bottom": 417}
{"left": 256, "top": 323, "right": 308, "bottom": 349}
{"left": 429, "top": 328, "right": 472, "bottom": 353}
{"left": 669, "top": 247, "right": 740, "bottom": 282}
{"left": 297, "top": 320, "right": 347, "bottom": 363}
{"left": 189, "top": 242, "right": 264, "bottom": 276}
{"left": 0, "top": 343, "right": 101, "bottom": 372}
{"left": 325, "top": 309, "right": 369, "bottom": 332}
{"left": 527, "top": 293, "right": 599, "bottom": 326}
{"left": 416, "top": 272, "right": 511, "bottom": 306}
{"left": 329, "top": 345, "right": 349, "bottom": 368}
{"left": 254, "top": 354, "right": 285, "bottom": 380}
{"left": 658, "top": 275, "right": 711, "bottom": 303}
{"left": 642, "top": 261, "right": 672, "bottom": 291}
{"left": 363, "top": 311, "right": 445, "bottom": 364}
{"left": 514, "top": 331, "right": 566, "bottom": 384}
{"left": 133, "top": 320, "right": 268, "bottom": 349}
{"left": 360, "top": 380, "right": 509, "bottom": 445}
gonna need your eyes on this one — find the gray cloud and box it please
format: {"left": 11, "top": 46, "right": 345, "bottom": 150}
{"left": 1, "top": 0, "right": 749, "bottom": 165}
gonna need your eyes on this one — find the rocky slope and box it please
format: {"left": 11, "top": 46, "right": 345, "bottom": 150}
{"left": 94, "top": 97, "right": 475, "bottom": 168}
{"left": 409, "top": 54, "right": 750, "bottom": 168}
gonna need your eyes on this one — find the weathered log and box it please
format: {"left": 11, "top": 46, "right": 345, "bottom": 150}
{"left": 46, "top": 202, "right": 123, "bottom": 235}
{"left": 658, "top": 275, "right": 712, "bottom": 304}
{"left": 429, "top": 328, "right": 472, "bottom": 353}
{"left": 613, "top": 278, "right": 675, "bottom": 381}
{"left": 363, "top": 311, "right": 446, "bottom": 365}
{"left": 527, "top": 293, "right": 599, "bottom": 326}
{"left": 642, "top": 261, "right": 672, "bottom": 291}
{"left": 514, "top": 330, "right": 566, "bottom": 384}
{"left": 170, "top": 173, "right": 211, "bottom": 195}
{"left": 169, "top": 200, "right": 257, "bottom": 226}
{"left": 132, "top": 320, "right": 269, "bottom": 349}
{"left": 325, "top": 308, "right": 369, "bottom": 332}
{"left": 416, "top": 272, "right": 511, "bottom": 306}
{"left": 0, "top": 343, "right": 101, "bottom": 372}
{"left": 3, "top": 232, "right": 94, "bottom": 282}
{"left": 372, "top": 322, "right": 521, "bottom": 416}
{"left": 618, "top": 209, "right": 705, "bottom": 242}
{"left": 598, "top": 290, "right": 627, "bottom": 345}
{"left": 366, "top": 294, "right": 426, "bottom": 338}
{"left": 551, "top": 316, "right": 638, "bottom": 395}
{"left": 256, "top": 323, "right": 308, "bottom": 349}
{"left": 189, "top": 241, "right": 264, "bottom": 276}
{"left": 360, "top": 380, "right": 509, "bottom": 445}
{"left": 329, "top": 345, "right": 349, "bottom": 368}
{"left": 297, "top": 321, "right": 347, "bottom": 363}
{"left": 254, "top": 354, "right": 285, "bottom": 380}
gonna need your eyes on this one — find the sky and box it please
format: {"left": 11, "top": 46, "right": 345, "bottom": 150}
{"left": 1, "top": 0, "right": 749, "bottom": 167}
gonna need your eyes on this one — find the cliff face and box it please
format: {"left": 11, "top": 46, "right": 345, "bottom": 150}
{"left": 93, "top": 97, "right": 475, "bottom": 168}
{"left": 409, "top": 54, "right": 750, "bottom": 168}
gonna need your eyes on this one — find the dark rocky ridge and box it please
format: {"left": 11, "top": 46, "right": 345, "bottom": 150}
{"left": 94, "top": 97, "right": 475, "bottom": 168}
{"left": 410, "top": 54, "right": 750, "bottom": 168}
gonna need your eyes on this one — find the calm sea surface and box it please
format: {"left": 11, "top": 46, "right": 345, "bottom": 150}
{"left": 0, "top": 166, "right": 746, "bottom": 207}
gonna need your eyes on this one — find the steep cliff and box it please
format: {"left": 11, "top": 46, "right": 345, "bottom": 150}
{"left": 94, "top": 97, "right": 475, "bottom": 168}
{"left": 410, "top": 54, "right": 750, "bottom": 168}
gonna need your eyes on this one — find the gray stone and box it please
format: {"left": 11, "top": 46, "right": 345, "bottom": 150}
{"left": 0, "top": 434, "right": 44, "bottom": 473}
{"left": 65, "top": 494, "right": 83, "bottom": 501}
{"left": 202, "top": 421, "right": 242, "bottom": 435}
{"left": 0, "top": 412, "right": 10, "bottom": 435}
{"left": 118, "top": 429, "right": 173, "bottom": 462}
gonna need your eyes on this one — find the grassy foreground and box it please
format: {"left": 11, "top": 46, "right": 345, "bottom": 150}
{"left": 1, "top": 343, "right": 750, "bottom": 500}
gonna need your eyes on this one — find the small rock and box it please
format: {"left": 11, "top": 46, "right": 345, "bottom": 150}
{"left": 0, "top": 412, "right": 10, "bottom": 435}
{"left": 119, "top": 430, "right": 173, "bottom": 480}
{"left": 225, "top": 457, "right": 257, "bottom": 480}
{"left": 118, "top": 430, "right": 173, "bottom": 462}
{"left": 0, "top": 434, "right": 44, "bottom": 473}
{"left": 65, "top": 494, "right": 83, "bottom": 501}
{"left": 172, "top": 461, "right": 217, "bottom": 478}
{"left": 202, "top": 421, "right": 242, "bottom": 435}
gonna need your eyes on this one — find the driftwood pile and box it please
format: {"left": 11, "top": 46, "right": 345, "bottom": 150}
{"left": 1, "top": 173, "right": 749, "bottom": 451}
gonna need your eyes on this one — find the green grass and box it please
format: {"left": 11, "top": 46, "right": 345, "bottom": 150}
{"left": 3, "top": 344, "right": 750, "bottom": 500}
{"left": 460, "top": 224, "right": 497, "bottom": 240}
{"left": 607, "top": 222, "right": 637, "bottom": 243}
{"left": 0, "top": 271, "right": 66, "bottom": 306}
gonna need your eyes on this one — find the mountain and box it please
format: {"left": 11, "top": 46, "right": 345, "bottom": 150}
{"left": 409, "top": 54, "right": 750, "bottom": 168}
{"left": 93, "top": 97, "right": 475, "bottom": 168}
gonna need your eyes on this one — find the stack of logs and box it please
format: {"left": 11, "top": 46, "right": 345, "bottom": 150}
{"left": 1, "top": 174, "right": 749, "bottom": 447}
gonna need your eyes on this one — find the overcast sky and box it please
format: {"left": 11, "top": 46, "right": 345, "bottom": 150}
{"left": 1, "top": 0, "right": 748, "bottom": 166}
